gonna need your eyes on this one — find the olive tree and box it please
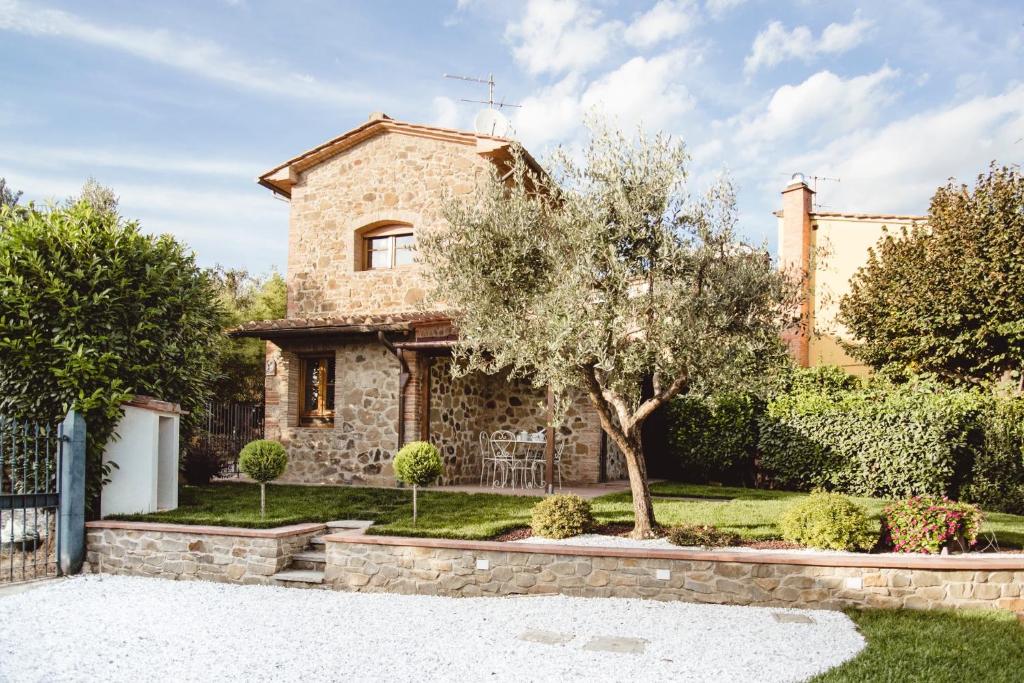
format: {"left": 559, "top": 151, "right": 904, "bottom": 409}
{"left": 420, "top": 122, "right": 798, "bottom": 538}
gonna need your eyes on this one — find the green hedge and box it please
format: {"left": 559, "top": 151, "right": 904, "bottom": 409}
{"left": 663, "top": 367, "right": 1024, "bottom": 510}
{"left": 664, "top": 392, "right": 761, "bottom": 485}
{"left": 759, "top": 378, "right": 987, "bottom": 499}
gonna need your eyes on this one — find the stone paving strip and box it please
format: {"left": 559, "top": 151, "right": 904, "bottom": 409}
{"left": 0, "top": 575, "right": 864, "bottom": 682}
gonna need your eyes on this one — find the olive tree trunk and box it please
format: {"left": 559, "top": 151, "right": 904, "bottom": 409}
{"left": 260, "top": 483, "right": 266, "bottom": 519}
{"left": 583, "top": 367, "right": 686, "bottom": 539}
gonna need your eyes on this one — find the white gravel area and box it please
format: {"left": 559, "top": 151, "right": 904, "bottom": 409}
{"left": 0, "top": 575, "right": 864, "bottom": 682}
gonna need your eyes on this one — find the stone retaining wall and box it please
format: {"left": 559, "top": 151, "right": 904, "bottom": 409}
{"left": 84, "top": 521, "right": 324, "bottom": 585}
{"left": 323, "top": 535, "right": 1024, "bottom": 614}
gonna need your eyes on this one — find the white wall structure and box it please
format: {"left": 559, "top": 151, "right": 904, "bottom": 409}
{"left": 100, "top": 397, "right": 182, "bottom": 518}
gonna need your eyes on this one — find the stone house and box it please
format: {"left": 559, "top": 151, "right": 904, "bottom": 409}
{"left": 234, "top": 113, "right": 625, "bottom": 487}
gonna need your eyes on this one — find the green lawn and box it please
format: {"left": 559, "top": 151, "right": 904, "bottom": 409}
{"left": 115, "top": 480, "right": 1024, "bottom": 547}
{"left": 814, "top": 609, "right": 1024, "bottom": 682}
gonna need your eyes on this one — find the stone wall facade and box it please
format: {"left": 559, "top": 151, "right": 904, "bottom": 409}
{"left": 261, "top": 122, "right": 620, "bottom": 487}
{"left": 84, "top": 521, "right": 324, "bottom": 585}
{"left": 323, "top": 535, "right": 1024, "bottom": 614}
{"left": 286, "top": 130, "right": 489, "bottom": 318}
{"left": 265, "top": 340, "right": 401, "bottom": 486}
{"left": 264, "top": 339, "right": 617, "bottom": 487}
{"left": 429, "top": 358, "right": 611, "bottom": 485}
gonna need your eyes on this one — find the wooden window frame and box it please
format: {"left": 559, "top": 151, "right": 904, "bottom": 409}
{"left": 298, "top": 355, "right": 335, "bottom": 427}
{"left": 361, "top": 224, "right": 415, "bottom": 271}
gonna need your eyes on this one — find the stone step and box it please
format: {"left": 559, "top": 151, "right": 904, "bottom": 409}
{"left": 292, "top": 550, "right": 326, "bottom": 563}
{"left": 326, "top": 520, "right": 374, "bottom": 530}
{"left": 310, "top": 537, "right": 326, "bottom": 547}
{"left": 271, "top": 569, "right": 324, "bottom": 584}
{"left": 290, "top": 550, "right": 327, "bottom": 570}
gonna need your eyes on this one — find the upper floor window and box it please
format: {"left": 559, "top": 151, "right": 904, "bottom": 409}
{"left": 362, "top": 224, "right": 415, "bottom": 270}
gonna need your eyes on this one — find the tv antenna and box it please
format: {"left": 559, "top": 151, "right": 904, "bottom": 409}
{"left": 787, "top": 172, "right": 840, "bottom": 209}
{"left": 444, "top": 72, "right": 521, "bottom": 111}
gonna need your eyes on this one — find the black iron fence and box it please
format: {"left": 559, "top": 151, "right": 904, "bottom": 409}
{"left": 187, "top": 402, "right": 265, "bottom": 477}
{"left": 0, "top": 417, "right": 60, "bottom": 583}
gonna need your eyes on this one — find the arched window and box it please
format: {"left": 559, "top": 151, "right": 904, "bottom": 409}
{"left": 361, "top": 223, "right": 415, "bottom": 270}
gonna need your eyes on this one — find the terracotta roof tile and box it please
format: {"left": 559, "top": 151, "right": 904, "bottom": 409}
{"left": 229, "top": 311, "right": 451, "bottom": 338}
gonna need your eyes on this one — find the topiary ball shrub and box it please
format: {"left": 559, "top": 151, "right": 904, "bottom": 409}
{"left": 780, "top": 491, "right": 876, "bottom": 551}
{"left": 239, "top": 440, "right": 288, "bottom": 482}
{"left": 666, "top": 524, "right": 740, "bottom": 548}
{"left": 393, "top": 441, "right": 444, "bottom": 524}
{"left": 530, "top": 495, "right": 594, "bottom": 539}
{"left": 882, "top": 496, "right": 983, "bottom": 554}
{"left": 393, "top": 441, "right": 444, "bottom": 488}
{"left": 238, "top": 439, "right": 288, "bottom": 518}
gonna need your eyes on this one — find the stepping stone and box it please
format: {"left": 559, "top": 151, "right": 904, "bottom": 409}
{"left": 326, "top": 520, "right": 374, "bottom": 529}
{"left": 517, "top": 629, "right": 574, "bottom": 645}
{"left": 582, "top": 636, "right": 648, "bottom": 654}
{"left": 772, "top": 612, "right": 815, "bottom": 624}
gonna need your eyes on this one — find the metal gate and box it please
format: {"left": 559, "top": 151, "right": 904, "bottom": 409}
{"left": 0, "top": 411, "right": 86, "bottom": 584}
{"left": 0, "top": 417, "right": 60, "bottom": 583}
{"left": 189, "top": 402, "right": 265, "bottom": 477}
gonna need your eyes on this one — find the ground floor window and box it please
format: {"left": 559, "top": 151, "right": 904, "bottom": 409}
{"left": 299, "top": 355, "right": 335, "bottom": 427}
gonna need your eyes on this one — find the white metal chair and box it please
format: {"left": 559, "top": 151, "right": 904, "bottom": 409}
{"left": 529, "top": 438, "right": 565, "bottom": 490}
{"left": 489, "top": 430, "right": 517, "bottom": 488}
{"left": 478, "top": 431, "right": 497, "bottom": 486}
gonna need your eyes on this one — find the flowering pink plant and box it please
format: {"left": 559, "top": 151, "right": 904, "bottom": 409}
{"left": 881, "top": 496, "right": 983, "bottom": 554}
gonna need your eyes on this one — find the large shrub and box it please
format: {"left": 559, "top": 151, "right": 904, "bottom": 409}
{"left": 759, "top": 375, "right": 987, "bottom": 498}
{"left": 180, "top": 446, "right": 226, "bottom": 486}
{"left": 530, "top": 495, "right": 594, "bottom": 539}
{"left": 780, "top": 491, "right": 876, "bottom": 551}
{"left": 393, "top": 441, "right": 444, "bottom": 524}
{"left": 665, "top": 393, "right": 761, "bottom": 485}
{"left": 882, "top": 496, "right": 983, "bottom": 554}
{"left": 238, "top": 439, "right": 288, "bottom": 518}
{"left": 0, "top": 200, "right": 222, "bottom": 510}
{"left": 961, "top": 397, "right": 1024, "bottom": 514}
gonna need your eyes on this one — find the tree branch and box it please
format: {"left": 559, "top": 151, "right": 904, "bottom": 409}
{"left": 581, "top": 364, "right": 636, "bottom": 453}
{"left": 633, "top": 371, "right": 688, "bottom": 425}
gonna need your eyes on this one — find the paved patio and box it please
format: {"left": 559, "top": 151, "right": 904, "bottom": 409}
{"left": 438, "top": 478, "right": 639, "bottom": 498}
{"left": 0, "top": 575, "right": 864, "bottom": 682}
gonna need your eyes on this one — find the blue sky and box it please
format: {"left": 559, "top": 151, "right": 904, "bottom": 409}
{"left": 2, "top": 0, "right": 1022, "bottom": 273}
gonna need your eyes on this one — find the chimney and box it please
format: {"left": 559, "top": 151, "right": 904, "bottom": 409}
{"left": 778, "top": 174, "right": 814, "bottom": 367}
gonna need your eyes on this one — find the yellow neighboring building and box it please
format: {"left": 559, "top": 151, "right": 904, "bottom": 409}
{"left": 776, "top": 176, "right": 926, "bottom": 376}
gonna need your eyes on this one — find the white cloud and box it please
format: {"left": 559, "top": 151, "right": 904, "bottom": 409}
{"left": 6, "top": 168, "right": 288, "bottom": 268}
{"left": 818, "top": 13, "right": 873, "bottom": 54}
{"left": 514, "top": 50, "right": 697, "bottom": 149}
{"left": 431, "top": 96, "right": 462, "bottom": 129}
{"left": 624, "top": 0, "right": 698, "bottom": 49}
{"left": 514, "top": 74, "right": 588, "bottom": 148}
{"left": 0, "top": 0, "right": 374, "bottom": 106}
{"left": 505, "top": 0, "right": 620, "bottom": 76}
{"left": 744, "top": 13, "right": 874, "bottom": 76}
{"left": 744, "top": 21, "right": 813, "bottom": 75}
{"left": 705, "top": 0, "right": 746, "bottom": 20}
{"left": 781, "top": 84, "right": 1024, "bottom": 213}
{"left": 581, "top": 51, "right": 696, "bottom": 129}
{"left": 0, "top": 144, "right": 260, "bottom": 178}
{"left": 737, "top": 66, "right": 898, "bottom": 145}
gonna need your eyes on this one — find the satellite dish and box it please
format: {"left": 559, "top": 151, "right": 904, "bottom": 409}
{"left": 474, "top": 108, "right": 511, "bottom": 137}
